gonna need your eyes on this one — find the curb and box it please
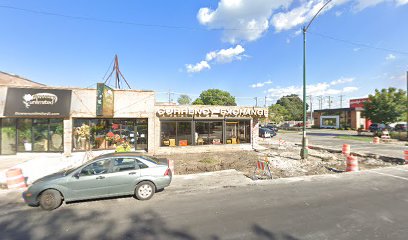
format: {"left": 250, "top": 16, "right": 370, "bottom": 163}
{"left": 295, "top": 143, "right": 406, "bottom": 164}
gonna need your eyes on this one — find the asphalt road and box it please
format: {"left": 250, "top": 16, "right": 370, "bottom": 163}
{"left": 275, "top": 129, "right": 406, "bottom": 159}
{"left": 2, "top": 166, "right": 408, "bottom": 239}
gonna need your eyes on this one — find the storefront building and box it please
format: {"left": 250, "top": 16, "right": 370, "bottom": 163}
{"left": 312, "top": 98, "right": 370, "bottom": 129}
{"left": 0, "top": 83, "right": 267, "bottom": 156}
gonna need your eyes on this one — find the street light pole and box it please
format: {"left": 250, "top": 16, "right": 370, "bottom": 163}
{"left": 300, "top": 0, "right": 332, "bottom": 159}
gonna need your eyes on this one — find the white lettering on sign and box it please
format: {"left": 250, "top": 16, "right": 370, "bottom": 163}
{"left": 156, "top": 108, "right": 268, "bottom": 117}
{"left": 23, "top": 93, "right": 58, "bottom": 109}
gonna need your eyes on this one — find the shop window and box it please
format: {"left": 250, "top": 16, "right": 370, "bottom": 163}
{"left": 238, "top": 120, "right": 250, "bottom": 143}
{"left": 33, "top": 119, "right": 49, "bottom": 152}
{"left": 209, "top": 122, "right": 223, "bottom": 144}
{"left": 177, "top": 122, "right": 192, "bottom": 146}
{"left": 161, "top": 122, "right": 177, "bottom": 146}
{"left": 161, "top": 121, "right": 192, "bottom": 147}
{"left": 1, "top": 118, "right": 16, "bottom": 155}
{"left": 195, "top": 121, "right": 223, "bottom": 145}
{"left": 49, "top": 119, "right": 64, "bottom": 151}
{"left": 73, "top": 118, "right": 145, "bottom": 151}
{"left": 17, "top": 119, "right": 32, "bottom": 152}
{"left": 195, "top": 122, "right": 209, "bottom": 145}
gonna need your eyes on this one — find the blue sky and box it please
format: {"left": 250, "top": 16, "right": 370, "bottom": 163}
{"left": 0, "top": 0, "right": 407, "bottom": 108}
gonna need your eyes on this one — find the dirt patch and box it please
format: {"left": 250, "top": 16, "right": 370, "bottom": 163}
{"left": 155, "top": 143, "right": 401, "bottom": 179}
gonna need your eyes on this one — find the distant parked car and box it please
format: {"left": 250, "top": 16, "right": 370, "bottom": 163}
{"left": 394, "top": 123, "right": 407, "bottom": 131}
{"left": 369, "top": 123, "right": 388, "bottom": 132}
{"left": 265, "top": 124, "right": 279, "bottom": 132}
{"left": 23, "top": 153, "right": 172, "bottom": 211}
{"left": 259, "top": 128, "right": 271, "bottom": 138}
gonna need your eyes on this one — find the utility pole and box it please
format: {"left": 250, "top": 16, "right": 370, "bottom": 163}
{"left": 317, "top": 96, "right": 323, "bottom": 109}
{"left": 168, "top": 90, "right": 172, "bottom": 103}
{"left": 339, "top": 94, "right": 345, "bottom": 108}
{"left": 327, "top": 96, "right": 332, "bottom": 109}
{"left": 255, "top": 97, "right": 258, "bottom": 107}
{"left": 264, "top": 96, "right": 267, "bottom": 107}
{"left": 308, "top": 95, "right": 313, "bottom": 126}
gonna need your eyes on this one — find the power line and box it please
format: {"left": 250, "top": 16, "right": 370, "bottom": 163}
{"left": 0, "top": 5, "right": 260, "bottom": 32}
{"left": 308, "top": 30, "right": 408, "bottom": 55}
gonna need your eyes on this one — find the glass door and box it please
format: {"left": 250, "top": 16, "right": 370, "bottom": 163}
{"left": 135, "top": 119, "right": 148, "bottom": 151}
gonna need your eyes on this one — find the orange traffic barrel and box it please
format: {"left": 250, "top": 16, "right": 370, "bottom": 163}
{"left": 404, "top": 150, "right": 408, "bottom": 164}
{"left": 346, "top": 155, "right": 359, "bottom": 172}
{"left": 373, "top": 137, "right": 380, "bottom": 144}
{"left": 6, "top": 168, "right": 27, "bottom": 189}
{"left": 342, "top": 144, "right": 350, "bottom": 156}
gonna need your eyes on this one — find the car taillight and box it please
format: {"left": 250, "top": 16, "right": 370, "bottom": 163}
{"left": 164, "top": 168, "right": 170, "bottom": 176}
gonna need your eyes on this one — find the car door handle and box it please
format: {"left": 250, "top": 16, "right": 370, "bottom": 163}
{"left": 129, "top": 172, "right": 137, "bottom": 175}
{"left": 96, "top": 176, "right": 105, "bottom": 180}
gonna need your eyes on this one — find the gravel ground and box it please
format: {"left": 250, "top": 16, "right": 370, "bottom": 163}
{"left": 155, "top": 142, "right": 401, "bottom": 179}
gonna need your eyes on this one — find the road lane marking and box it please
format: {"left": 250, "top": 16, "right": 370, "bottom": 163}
{"left": 368, "top": 170, "right": 408, "bottom": 181}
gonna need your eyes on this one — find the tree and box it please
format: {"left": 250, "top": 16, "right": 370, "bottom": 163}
{"left": 268, "top": 104, "right": 290, "bottom": 123}
{"left": 192, "top": 89, "right": 237, "bottom": 106}
{"left": 276, "top": 94, "right": 308, "bottom": 121}
{"left": 363, "top": 87, "right": 407, "bottom": 124}
{"left": 177, "top": 94, "right": 191, "bottom": 105}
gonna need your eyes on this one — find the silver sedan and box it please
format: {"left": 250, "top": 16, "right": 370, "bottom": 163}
{"left": 23, "top": 152, "right": 172, "bottom": 211}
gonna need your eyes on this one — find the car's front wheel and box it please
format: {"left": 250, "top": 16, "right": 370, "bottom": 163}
{"left": 39, "top": 189, "right": 62, "bottom": 211}
{"left": 135, "top": 181, "right": 155, "bottom": 200}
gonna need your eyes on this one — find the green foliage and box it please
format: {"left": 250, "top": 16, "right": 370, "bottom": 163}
{"left": 276, "top": 94, "right": 308, "bottom": 121}
{"left": 363, "top": 87, "right": 407, "bottom": 124}
{"left": 268, "top": 104, "right": 290, "bottom": 123}
{"left": 177, "top": 94, "right": 192, "bottom": 105}
{"left": 192, "top": 89, "right": 237, "bottom": 106}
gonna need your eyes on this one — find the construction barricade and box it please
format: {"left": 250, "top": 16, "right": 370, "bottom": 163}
{"left": 6, "top": 168, "right": 27, "bottom": 189}
{"left": 342, "top": 144, "right": 350, "bottom": 156}
{"left": 373, "top": 137, "right": 380, "bottom": 144}
{"left": 346, "top": 155, "right": 359, "bottom": 172}
{"left": 253, "top": 157, "right": 272, "bottom": 180}
{"left": 404, "top": 150, "right": 408, "bottom": 165}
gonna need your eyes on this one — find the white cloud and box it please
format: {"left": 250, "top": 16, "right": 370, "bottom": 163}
{"left": 335, "top": 11, "right": 343, "bottom": 16}
{"left": 197, "top": 0, "right": 407, "bottom": 42}
{"left": 353, "top": 47, "right": 361, "bottom": 52}
{"left": 267, "top": 81, "right": 358, "bottom": 98}
{"left": 205, "top": 45, "right": 245, "bottom": 63}
{"left": 197, "top": 0, "right": 292, "bottom": 43}
{"left": 396, "top": 0, "right": 408, "bottom": 6}
{"left": 385, "top": 54, "right": 396, "bottom": 61}
{"left": 251, "top": 80, "right": 273, "bottom": 88}
{"left": 342, "top": 86, "right": 359, "bottom": 93}
{"left": 330, "top": 77, "right": 354, "bottom": 85}
{"left": 186, "top": 61, "right": 211, "bottom": 73}
{"left": 185, "top": 45, "right": 245, "bottom": 73}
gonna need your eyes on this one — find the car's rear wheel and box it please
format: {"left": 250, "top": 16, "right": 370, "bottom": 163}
{"left": 135, "top": 181, "right": 155, "bottom": 200}
{"left": 39, "top": 189, "right": 62, "bottom": 211}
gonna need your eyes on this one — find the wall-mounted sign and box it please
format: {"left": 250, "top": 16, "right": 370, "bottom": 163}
{"left": 4, "top": 88, "right": 72, "bottom": 117}
{"left": 156, "top": 107, "right": 268, "bottom": 117}
{"left": 96, "top": 83, "right": 114, "bottom": 117}
{"left": 320, "top": 115, "right": 339, "bottom": 129}
{"left": 350, "top": 98, "right": 369, "bottom": 108}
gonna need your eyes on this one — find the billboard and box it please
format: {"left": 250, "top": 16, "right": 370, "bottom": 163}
{"left": 4, "top": 88, "right": 72, "bottom": 117}
{"left": 96, "top": 83, "right": 114, "bottom": 117}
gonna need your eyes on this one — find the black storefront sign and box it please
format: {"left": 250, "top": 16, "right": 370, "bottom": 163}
{"left": 4, "top": 88, "right": 72, "bottom": 117}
